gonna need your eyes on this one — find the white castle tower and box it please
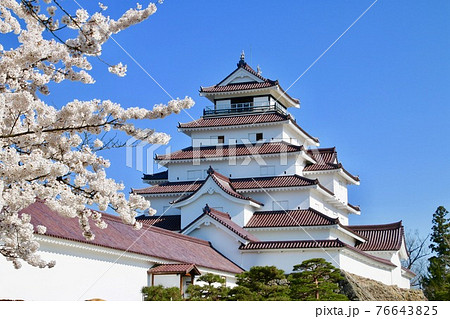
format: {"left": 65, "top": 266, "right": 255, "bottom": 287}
{"left": 133, "top": 53, "right": 413, "bottom": 288}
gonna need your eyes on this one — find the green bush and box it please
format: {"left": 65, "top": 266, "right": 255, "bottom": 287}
{"left": 141, "top": 285, "right": 182, "bottom": 301}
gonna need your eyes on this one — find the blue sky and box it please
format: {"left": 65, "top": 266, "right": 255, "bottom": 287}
{"left": 5, "top": 1, "right": 450, "bottom": 238}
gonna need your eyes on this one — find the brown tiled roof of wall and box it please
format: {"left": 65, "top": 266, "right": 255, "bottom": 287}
{"left": 347, "top": 222, "right": 404, "bottom": 251}
{"left": 23, "top": 200, "right": 243, "bottom": 274}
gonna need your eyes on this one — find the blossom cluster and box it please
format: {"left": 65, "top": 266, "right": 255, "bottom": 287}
{"left": 0, "top": 0, "right": 194, "bottom": 268}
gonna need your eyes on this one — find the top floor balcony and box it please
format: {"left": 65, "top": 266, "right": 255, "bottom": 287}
{"left": 203, "top": 102, "right": 288, "bottom": 117}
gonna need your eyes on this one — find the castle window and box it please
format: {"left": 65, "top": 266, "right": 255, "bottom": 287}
{"left": 256, "top": 133, "right": 263, "bottom": 141}
{"left": 218, "top": 136, "right": 225, "bottom": 144}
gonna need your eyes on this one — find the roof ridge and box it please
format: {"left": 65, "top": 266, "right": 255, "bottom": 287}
{"left": 347, "top": 221, "right": 403, "bottom": 231}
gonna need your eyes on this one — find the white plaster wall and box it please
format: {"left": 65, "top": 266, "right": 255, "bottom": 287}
{"left": 339, "top": 252, "right": 396, "bottom": 287}
{"left": 144, "top": 196, "right": 181, "bottom": 216}
{"left": 282, "top": 124, "right": 310, "bottom": 146}
{"left": 246, "top": 227, "right": 333, "bottom": 241}
{"left": 246, "top": 189, "right": 311, "bottom": 211}
{"left": 166, "top": 155, "right": 300, "bottom": 182}
{"left": 309, "top": 191, "right": 349, "bottom": 224}
{"left": 188, "top": 223, "right": 244, "bottom": 266}
{"left": 189, "top": 125, "right": 284, "bottom": 147}
{"left": 333, "top": 177, "right": 348, "bottom": 204}
{"left": 329, "top": 228, "right": 357, "bottom": 246}
{"left": 179, "top": 192, "right": 251, "bottom": 228}
{"left": 362, "top": 251, "right": 410, "bottom": 288}
{"left": 0, "top": 239, "right": 152, "bottom": 301}
{"left": 240, "top": 249, "right": 341, "bottom": 274}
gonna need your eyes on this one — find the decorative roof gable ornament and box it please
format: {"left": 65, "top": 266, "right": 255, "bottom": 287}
{"left": 206, "top": 166, "right": 215, "bottom": 175}
{"left": 237, "top": 50, "right": 246, "bottom": 68}
{"left": 203, "top": 204, "right": 211, "bottom": 214}
{"left": 257, "top": 65, "right": 262, "bottom": 76}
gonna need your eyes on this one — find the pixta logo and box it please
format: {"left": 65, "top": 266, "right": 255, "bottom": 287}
{"left": 125, "top": 137, "right": 171, "bottom": 174}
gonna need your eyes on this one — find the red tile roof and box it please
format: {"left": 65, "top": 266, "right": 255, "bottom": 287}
{"left": 245, "top": 208, "right": 338, "bottom": 228}
{"left": 133, "top": 181, "right": 203, "bottom": 195}
{"left": 240, "top": 239, "right": 345, "bottom": 250}
{"left": 148, "top": 263, "right": 200, "bottom": 275}
{"left": 209, "top": 170, "right": 263, "bottom": 205}
{"left": 200, "top": 62, "right": 300, "bottom": 104}
{"left": 239, "top": 239, "right": 395, "bottom": 267}
{"left": 201, "top": 81, "right": 277, "bottom": 93}
{"left": 182, "top": 205, "right": 259, "bottom": 242}
{"left": 304, "top": 148, "right": 360, "bottom": 182}
{"left": 171, "top": 168, "right": 263, "bottom": 205}
{"left": 178, "top": 112, "right": 289, "bottom": 129}
{"left": 178, "top": 113, "right": 319, "bottom": 144}
{"left": 22, "top": 200, "right": 243, "bottom": 274}
{"left": 347, "top": 222, "right": 405, "bottom": 251}
{"left": 136, "top": 215, "right": 181, "bottom": 231}
{"left": 231, "top": 174, "right": 317, "bottom": 190}
{"left": 155, "top": 142, "right": 303, "bottom": 161}
{"left": 133, "top": 174, "right": 318, "bottom": 196}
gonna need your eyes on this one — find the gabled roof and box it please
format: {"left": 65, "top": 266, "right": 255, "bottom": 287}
{"left": 239, "top": 239, "right": 396, "bottom": 267}
{"left": 199, "top": 57, "right": 300, "bottom": 107}
{"left": 304, "top": 148, "right": 359, "bottom": 182}
{"left": 23, "top": 200, "right": 243, "bottom": 274}
{"left": 244, "top": 208, "right": 366, "bottom": 242}
{"left": 148, "top": 263, "right": 201, "bottom": 275}
{"left": 245, "top": 208, "right": 338, "bottom": 228}
{"left": 134, "top": 174, "right": 319, "bottom": 195}
{"left": 347, "top": 221, "right": 406, "bottom": 252}
{"left": 155, "top": 142, "right": 304, "bottom": 161}
{"left": 182, "top": 205, "right": 259, "bottom": 242}
{"left": 136, "top": 215, "right": 181, "bottom": 231}
{"left": 171, "top": 167, "right": 263, "bottom": 206}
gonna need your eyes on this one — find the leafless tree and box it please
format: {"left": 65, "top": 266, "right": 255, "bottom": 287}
{"left": 402, "top": 229, "right": 431, "bottom": 288}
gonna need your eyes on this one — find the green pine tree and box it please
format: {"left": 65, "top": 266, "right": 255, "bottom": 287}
{"left": 289, "top": 258, "right": 348, "bottom": 301}
{"left": 186, "top": 273, "right": 229, "bottom": 301}
{"left": 229, "top": 266, "right": 290, "bottom": 301}
{"left": 422, "top": 206, "right": 450, "bottom": 300}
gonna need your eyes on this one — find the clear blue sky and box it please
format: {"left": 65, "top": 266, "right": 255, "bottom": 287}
{"left": 6, "top": 1, "right": 450, "bottom": 238}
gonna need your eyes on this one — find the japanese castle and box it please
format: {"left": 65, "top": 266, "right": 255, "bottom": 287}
{"left": 0, "top": 54, "right": 414, "bottom": 301}
{"left": 133, "top": 53, "right": 414, "bottom": 288}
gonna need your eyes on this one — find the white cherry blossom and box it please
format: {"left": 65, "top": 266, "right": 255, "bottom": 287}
{"left": 0, "top": 0, "right": 194, "bottom": 268}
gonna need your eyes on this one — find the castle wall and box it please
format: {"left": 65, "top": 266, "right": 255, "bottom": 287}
{"left": 167, "top": 155, "right": 302, "bottom": 182}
